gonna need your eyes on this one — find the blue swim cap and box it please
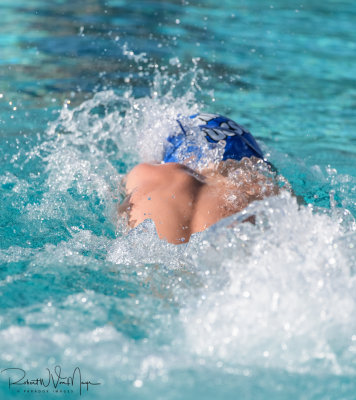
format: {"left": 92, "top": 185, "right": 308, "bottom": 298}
{"left": 163, "top": 113, "right": 265, "bottom": 165}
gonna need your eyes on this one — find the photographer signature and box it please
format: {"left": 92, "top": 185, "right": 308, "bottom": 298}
{"left": 1, "top": 365, "right": 101, "bottom": 395}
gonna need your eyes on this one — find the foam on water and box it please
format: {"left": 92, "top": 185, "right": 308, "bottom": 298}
{"left": 1, "top": 69, "right": 356, "bottom": 398}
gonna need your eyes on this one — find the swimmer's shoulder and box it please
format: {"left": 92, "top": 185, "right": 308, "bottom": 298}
{"left": 125, "top": 163, "right": 162, "bottom": 194}
{"left": 125, "top": 162, "right": 199, "bottom": 194}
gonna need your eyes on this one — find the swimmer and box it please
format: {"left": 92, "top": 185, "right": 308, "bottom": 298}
{"left": 119, "top": 113, "right": 281, "bottom": 244}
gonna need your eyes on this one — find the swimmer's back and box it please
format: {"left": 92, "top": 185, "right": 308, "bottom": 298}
{"left": 122, "top": 161, "right": 275, "bottom": 244}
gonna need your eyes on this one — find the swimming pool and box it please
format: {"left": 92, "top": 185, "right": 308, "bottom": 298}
{"left": 1, "top": 0, "right": 355, "bottom": 399}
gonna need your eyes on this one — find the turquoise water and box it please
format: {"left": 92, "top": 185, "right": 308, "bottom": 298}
{"left": 1, "top": 0, "right": 355, "bottom": 399}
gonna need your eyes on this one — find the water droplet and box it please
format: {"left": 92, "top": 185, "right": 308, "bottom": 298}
{"left": 133, "top": 379, "right": 143, "bottom": 388}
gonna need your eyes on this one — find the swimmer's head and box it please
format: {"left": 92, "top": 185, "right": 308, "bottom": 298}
{"left": 163, "top": 113, "right": 265, "bottom": 167}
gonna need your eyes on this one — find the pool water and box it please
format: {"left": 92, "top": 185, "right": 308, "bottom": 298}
{"left": 0, "top": 0, "right": 355, "bottom": 399}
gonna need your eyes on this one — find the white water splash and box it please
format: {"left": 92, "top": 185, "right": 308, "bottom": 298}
{"left": 1, "top": 72, "right": 356, "bottom": 399}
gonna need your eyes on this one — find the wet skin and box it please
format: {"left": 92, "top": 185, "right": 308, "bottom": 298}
{"left": 119, "top": 159, "right": 279, "bottom": 244}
